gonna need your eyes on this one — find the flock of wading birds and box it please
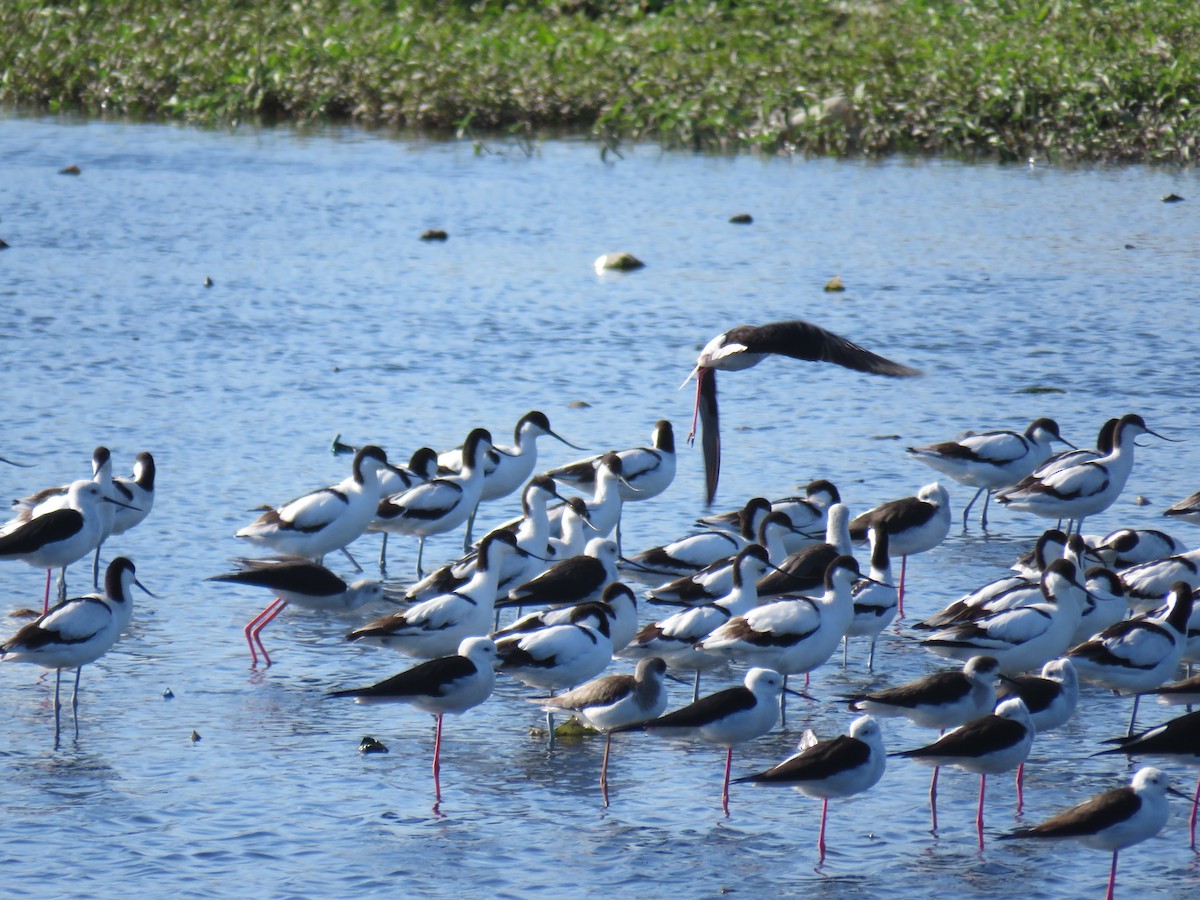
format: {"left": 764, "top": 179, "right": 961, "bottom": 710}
{"left": 3, "top": 319, "right": 1200, "bottom": 895}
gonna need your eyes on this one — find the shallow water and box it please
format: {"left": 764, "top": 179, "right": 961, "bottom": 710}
{"left": 1, "top": 114, "right": 1199, "bottom": 897}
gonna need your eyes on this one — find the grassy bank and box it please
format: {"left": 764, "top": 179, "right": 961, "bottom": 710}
{"left": 1, "top": 1, "right": 1197, "bottom": 162}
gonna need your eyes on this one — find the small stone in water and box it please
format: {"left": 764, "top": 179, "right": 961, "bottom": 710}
{"left": 1134, "top": 495, "right": 1150, "bottom": 506}
{"left": 59, "top": 164, "right": 81, "bottom": 175}
{"left": 162, "top": 687, "right": 175, "bottom": 700}
{"left": 359, "top": 736, "right": 389, "bottom": 754}
{"left": 420, "top": 228, "right": 449, "bottom": 241}
{"left": 190, "top": 730, "right": 201, "bottom": 743}
{"left": 824, "top": 275, "right": 845, "bottom": 292}
{"left": 729, "top": 213, "right": 753, "bottom": 224}
{"left": 0, "top": 239, "right": 9, "bottom": 249}
{"left": 567, "top": 400, "right": 591, "bottom": 409}
{"left": 1162, "top": 193, "right": 1184, "bottom": 202}
{"left": 203, "top": 276, "right": 214, "bottom": 287}
{"left": 594, "top": 252, "right": 644, "bottom": 272}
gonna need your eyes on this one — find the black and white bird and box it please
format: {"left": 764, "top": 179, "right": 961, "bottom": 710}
{"left": 437, "top": 410, "right": 582, "bottom": 546}
{"left": 849, "top": 482, "right": 951, "bottom": 618}
{"left": 996, "top": 657, "right": 1080, "bottom": 799}
{"left": 1118, "top": 545, "right": 1200, "bottom": 613}
{"left": 619, "top": 498, "right": 768, "bottom": 581}
{"left": 493, "top": 582, "right": 638, "bottom": 652}
{"left": 681, "top": 319, "right": 919, "bottom": 505}
{"left": 891, "top": 697, "right": 1035, "bottom": 847}
{"left": 0, "top": 479, "right": 136, "bottom": 613}
{"left": 1067, "top": 581, "right": 1194, "bottom": 735}
{"left": 328, "top": 636, "right": 497, "bottom": 809}
{"left": 1163, "top": 489, "right": 1200, "bottom": 527}
{"left": 755, "top": 502, "right": 854, "bottom": 598}
{"left": 697, "top": 479, "right": 841, "bottom": 555}
{"left": 733, "top": 715, "right": 886, "bottom": 862}
{"left": 1, "top": 557, "right": 149, "bottom": 747}
{"left": 996, "top": 414, "right": 1176, "bottom": 533}
{"left": 907, "top": 417, "right": 1073, "bottom": 529}
{"left": 372, "top": 429, "right": 497, "bottom": 577}
{"left": 494, "top": 607, "right": 615, "bottom": 715}
{"left": 843, "top": 524, "right": 898, "bottom": 670}
{"left": 1000, "top": 767, "right": 1178, "bottom": 900}
{"left": 534, "top": 656, "right": 670, "bottom": 806}
{"left": 543, "top": 419, "right": 676, "bottom": 503}
{"left": 108, "top": 450, "right": 156, "bottom": 538}
{"left": 499, "top": 537, "right": 619, "bottom": 612}
{"left": 208, "top": 558, "right": 383, "bottom": 667}
{"left": 622, "top": 666, "right": 789, "bottom": 816}
{"left": 1140, "top": 671, "right": 1200, "bottom": 706}
{"left": 236, "top": 445, "right": 391, "bottom": 572}
{"left": 1097, "top": 710, "right": 1200, "bottom": 849}
{"left": 1091, "top": 527, "right": 1187, "bottom": 569}
{"left": 347, "top": 530, "right": 519, "bottom": 658}
{"left": 846, "top": 655, "right": 1001, "bottom": 831}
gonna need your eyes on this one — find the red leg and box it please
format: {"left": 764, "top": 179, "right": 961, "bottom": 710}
{"left": 43, "top": 568, "right": 51, "bottom": 615}
{"left": 433, "top": 714, "right": 444, "bottom": 808}
{"left": 722, "top": 746, "right": 733, "bottom": 816}
{"left": 929, "top": 765, "right": 940, "bottom": 832}
{"left": 818, "top": 798, "right": 829, "bottom": 862}
{"left": 1105, "top": 850, "right": 1118, "bottom": 900}
{"left": 1015, "top": 762, "right": 1024, "bottom": 813}
{"left": 251, "top": 599, "right": 288, "bottom": 667}
{"left": 687, "top": 369, "right": 704, "bottom": 445}
{"left": 244, "top": 598, "right": 286, "bottom": 666}
{"left": 601, "top": 732, "right": 612, "bottom": 808}
{"left": 976, "top": 775, "right": 987, "bottom": 850}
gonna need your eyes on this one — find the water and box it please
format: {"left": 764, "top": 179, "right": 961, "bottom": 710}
{"left": 1, "top": 113, "right": 1199, "bottom": 897}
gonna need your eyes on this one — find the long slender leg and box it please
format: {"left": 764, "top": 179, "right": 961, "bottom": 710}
{"left": 1015, "top": 762, "right": 1024, "bottom": 812}
{"left": 601, "top": 732, "right": 612, "bottom": 808}
{"left": 976, "top": 775, "right": 987, "bottom": 850}
{"left": 1189, "top": 775, "right": 1199, "bottom": 850}
{"left": 248, "top": 599, "right": 289, "bottom": 667}
{"left": 929, "top": 765, "right": 940, "bottom": 832}
{"left": 721, "top": 747, "right": 733, "bottom": 817}
{"left": 692, "top": 670, "right": 701, "bottom": 703}
{"left": 432, "top": 714, "right": 444, "bottom": 809}
{"left": 1105, "top": 850, "right": 1118, "bottom": 900}
{"left": 980, "top": 490, "right": 992, "bottom": 530}
{"left": 72, "top": 667, "right": 82, "bottom": 740}
{"left": 780, "top": 674, "right": 788, "bottom": 731}
{"left": 842, "top": 635, "right": 849, "bottom": 667}
{"left": 244, "top": 598, "right": 285, "bottom": 666}
{"left": 416, "top": 536, "right": 427, "bottom": 580}
{"left": 53, "top": 668, "right": 62, "bottom": 749}
{"left": 867, "top": 635, "right": 878, "bottom": 672}
{"left": 378, "top": 532, "right": 389, "bottom": 577}
{"left": 340, "top": 546, "right": 363, "bottom": 572}
{"left": 92, "top": 543, "right": 103, "bottom": 590}
{"left": 43, "top": 569, "right": 51, "bottom": 615}
{"left": 817, "top": 798, "right": 829, "bottom": 862}
{"left": 961, "top": 487, "right": 985, "bottom": 530}
{"left": 464, "top": 507, "right": 476, "bottom": 551}
{"left": 1126, "top": 694, "right": 1141, "bottom": 737}
{"left": 897, "top": 556, "right": 907, "bottom": 618}
{"left": 57, "top": 567, "right": 67, "bottom": 603}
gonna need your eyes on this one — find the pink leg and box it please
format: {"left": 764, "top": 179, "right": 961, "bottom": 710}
{"left": 976, "top": 775, "right": 987, "bottom": 850}
{"left": 244, "top": 598, "right": 286, "bottom": 666}
{"left": 601, "top": 733, "right": 612, "bottom": 808}
{"left": 43, "top": 568, "right": 51, "bottom": 614}
{"left": 929, "top": 765, "right": 940, "bottom": 832}
{"left": 687, "top": 370, "right": 704, "bottom": 445}
{"left": 1016, "top": 762, "right": 1024, "bottom": 813}
{"left": 1190, "top": 775, "right": 1199, "bottom": 850}
{"left": 1105, "top": 850, "right": 1118, "bottom": 900}
{"left": 433, "top": 714, "right": 444, "bottom": 809}
{"left": 897, "top": 556, "right": 908, "bottom": 618}
{"left": 818, "top": 797, "right": 829, "bottom": 862}
{"left": 722, "top": 746, "right": 733, "bottom": 817}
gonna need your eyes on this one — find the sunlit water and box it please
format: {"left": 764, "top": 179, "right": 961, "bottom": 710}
{"left": 1, "top": 113, "right": 1199, "bottom": 897}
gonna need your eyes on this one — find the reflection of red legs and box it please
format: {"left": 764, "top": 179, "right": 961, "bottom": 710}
{"left": 433, "top": 714, "right": 444, "bottom": 809}
{"left": 600, "top": 733, "right": 612, "bottom": 808}
{"left": 929, "top": 765, "right": 940, "bottom": 831}
{"left": 721, "top": 747, "right": 733, "bottom": 816}
{"left": 244, "top": 598, "right": 287, "bottom": 666}
{"left": 1015, "top": 763, "right": 1025, "bottom": 812}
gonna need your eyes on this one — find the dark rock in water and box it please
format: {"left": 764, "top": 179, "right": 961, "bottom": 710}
{"left": 163, "top": 688, "right": 175, "bottom": 700}
{"left": 190, "top": 730, "right": 202, "bottom": 743}
{"left": 1125, "top": 243, "right": 1136, "bottom": 249}
{"left": 59, "top": 164, "right": 81, "bottom": 175}
{"left": 567, "top": 400, "right": 592, "bottom": 409}
{"left": 359, "top": 735, "right": 389, "bottom": 754}
{"left": 420, "top": 228, "right": 449, "bottom": 241}
{"left": 0, "top": 239, "right": 9, "bottom": 249}
{"left": 729, "top": 213, "right": 753, "bottom": 224}
{"left": 203, "top": 276, "right": 214, "bottom": 287}
{"left": 594, "top": 251, "right": 644, "bottom": 271}
{"left": 1162, "top": 193, "right": 1184, "bottom": 203}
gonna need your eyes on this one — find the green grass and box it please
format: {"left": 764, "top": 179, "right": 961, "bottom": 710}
{"left": 1, "top": 1, "right": 1197, "bottom": 161}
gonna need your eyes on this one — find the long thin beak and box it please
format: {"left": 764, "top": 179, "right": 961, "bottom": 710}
{"left": 330, "top": 433, "right": 357, "bottom": 456}
{"left": 1168, "top": 786, "right": 1191, "bottom": 799}
{"left": 679, "top": 363, "right": 700, "bottom": 391}
{"left": 548, "top": 429, "right": 586, "bottom": 452}
{"left": 618, "top": 475, "right": 642, "bottom": 494}
{"left": 1147, "top": 427, "right": 1183, "bottom": 443}
{"left": 134, "top": 577, "right": 158, "bottom": 599}
{"left": 783, "top": 686, "right": 815, "bottom": 701}
{"left": 1058, "top": 436, "right": 1078, "bottom": 450}
{"left": 0, "top": 455, "right": 34, "bottom": 467}
{"left": 102, "top": 496, "right": 141, "bottom": 512}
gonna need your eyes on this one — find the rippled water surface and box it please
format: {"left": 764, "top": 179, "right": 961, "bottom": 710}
{"left": 1, "top": 114, "right": 1199, "bottom": 897}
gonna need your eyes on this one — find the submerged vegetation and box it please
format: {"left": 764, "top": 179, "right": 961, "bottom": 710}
{"left": 1, "top": 0, "right": 1197, "bottom": 162}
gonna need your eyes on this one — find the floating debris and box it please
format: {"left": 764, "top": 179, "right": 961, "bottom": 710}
{"left": 420, "top": 228, "right": 448, "bottom": 241}
{"left": 0, "top": 239, "right": 9, "bottom": 249}
{"left": 1017, "top": 385, "right": 1066, "bottom": 395}
{"left": 59, "top": 164, "right": 81, "bottom": 175}
{"left": 1134, "top": 495, "right": 1150, "bottom": 506}
{"left": 567, "top": 400, "right": 592, "bottom": 409}
{"left": 824, "top": 275, "right": 846, "bottom": 292}
{"left": 1162, "top": 193, "right": 1185, "bottom": 203}
{"left": 594, "top": 252, "right": 644, "bottom": 272}
{"left": 189, "top": 730, "right": 201, "bottom": 743}
{"left": 729, "top": 213, "right": 753, "bottom": 224}
{"left": 162, "top": 687, "right": 175, "bottom": 700}
{"left": 359, "top": 735, "right": 389, "bottom": 754}
{"left": 203, "top": 276, "right": 214, "bottom": 287}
